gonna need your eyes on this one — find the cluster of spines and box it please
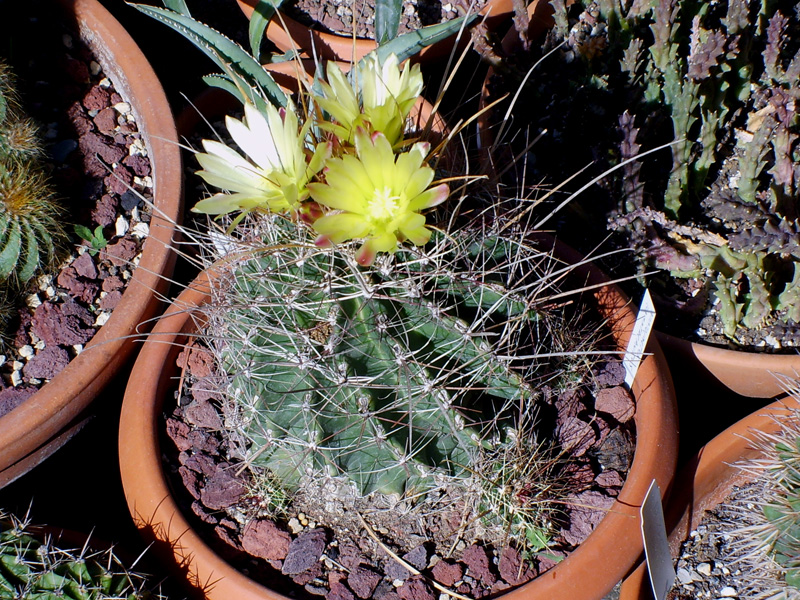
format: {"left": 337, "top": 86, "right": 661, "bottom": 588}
{"left": 0, "top": 510, "right": 162, "bottom": 600}
{"left": 0, "top": 61, "right": 64, "bottom": 286}
{"left": 202, "top": 208, "right": 586, "bottom": 547}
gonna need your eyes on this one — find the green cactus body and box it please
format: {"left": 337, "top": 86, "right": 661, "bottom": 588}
{"left": 215, "top": 218, "right": 538, "bottom": 500}
{"left": 0, "top": 61, "right": 64, "bottom": 285}
{"left": 0, "top": 513, "right": 159, "bottom": 600}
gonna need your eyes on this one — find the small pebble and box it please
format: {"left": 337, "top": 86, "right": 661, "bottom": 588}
{"left": 113, "top": 102, "right": 131, "bottom": 114}
{"left": 697, "top": 562, "right": 712, "bottom": 576}
{"left": 89, "top": 61, "right": 101, "bottom": 76}
{"left": 94, "top": 312, "right": 111, "bottom": 328}
{"left": 676, "top": 568, "right": 693, "bottom": 585}
{"left": 18, "top": 346, "right": 34, "bottom": 359}
{"left": 718, "top": 587, "right": 737, "bottom": 597}
{"left": 116, "top": 215, "right": 129, "bottom": 237}
{"left": 11, "top": 370, "right": 21, "bottom": 387}
{"left": 73, "top": 344, "right": 83, "bottom": 355}
{"left": 392, "top": 580, "right": 404, "bottom": 588}
{"left": 132, "top": 222, "right": 149, "bottom": 239}
{"left": 288, "top": 517, "right": 303, "bottom": 534}
{"left": 99, "top": 77, "right": 112, "bottom": 88}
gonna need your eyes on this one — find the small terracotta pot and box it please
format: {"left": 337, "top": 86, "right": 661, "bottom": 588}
{"left": 618, "top": 394, "right": 800, "bottom": 600}
{"left": 656, "top": 331, "right": 800, "bottom": 399}
{"left": 236, "top": 0, "right": 515, "bottom": 64}
{"left": 0, "top": 0, "right": 182, "bottom": 487}
{"left": 119, "top": 239, "right": 678, "bottom": 600}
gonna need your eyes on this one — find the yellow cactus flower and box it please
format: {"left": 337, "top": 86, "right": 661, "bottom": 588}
{"left": 193, "top": 100, "right": 329, "bottom": 216}
{"left": 308, "top": 128, "right": 449, "bottom": 266}
{"left": 314, "top": 53, "right": 424, "bottom": 145}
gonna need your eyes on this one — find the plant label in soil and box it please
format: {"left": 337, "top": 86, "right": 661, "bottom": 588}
{"left": 640, "top": 479, "right": 675, "bottom": 600}
{"left": 624, "top": 289, "right": 656, "bottom": 388}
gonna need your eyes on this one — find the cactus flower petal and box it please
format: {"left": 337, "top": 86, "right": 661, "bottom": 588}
{"left": 193, "top": 100, "right": 321, "bottom": 216}
{"left": 309, "top": 129, "right": 448, "bottom": 263}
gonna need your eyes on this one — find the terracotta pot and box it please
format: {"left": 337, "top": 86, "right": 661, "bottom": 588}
{"left": 0, "top": 0, "right": 182, "bottom": 488}
{"left": 119, "top": 239, "right": 678, "bottom": 600}
{"left": 236, "top": 0, "right": 515, "bottom": 63}
{"left": 618, "top": 394, "right": 800, "bottom": 600}
{"left": 656, "top": 331, "right": 800, "bottom": 399}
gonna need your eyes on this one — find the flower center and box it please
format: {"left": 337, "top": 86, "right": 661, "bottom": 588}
{"left": 367, "top": 186, "right": 401, "bottom": 221}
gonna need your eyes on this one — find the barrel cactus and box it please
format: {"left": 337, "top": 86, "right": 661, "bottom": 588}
{"left": 0, "top": 61, "right": 64, "bottom": 285}
{"left": 200, "top": 201, "right": 595, "bottom": 549}
{"left": 0, "top": 510, "right": 163, "bottom": 600}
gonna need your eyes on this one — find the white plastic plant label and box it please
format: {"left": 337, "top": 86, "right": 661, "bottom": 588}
{"left": 623, "top": 288, "right": 656, "bottom": 388}
{"left": 641, "top": 479, "right": 675, "bottom": 600}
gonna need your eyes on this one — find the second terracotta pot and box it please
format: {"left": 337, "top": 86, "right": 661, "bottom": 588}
{"left": 0, "top": 0, "right": 182, "bottom": 488}
{"left": 619, "top": 394, "right": 800, "bottom": 600}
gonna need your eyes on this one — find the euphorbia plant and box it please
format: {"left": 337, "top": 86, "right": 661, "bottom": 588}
{"left": 481, "top": 0, "right": 800, "bottom": 345}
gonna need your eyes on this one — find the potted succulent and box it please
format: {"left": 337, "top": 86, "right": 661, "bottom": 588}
{"left": 234, "top": 0, "right": 515, "bottom": 64}
{"left": 478, "top": 0, "right": 800, "bottom": 398}
{"left": 0, "top": 508, "right": 165, "bottom": 599}
{"left": 619, "top": 383, "right": 800, "bottom": 600}
{"left": 119, "top": 8, "right": 678, "bottom": 600}
{"left": 0, "top": 0, "right": 181, "bottom": 486}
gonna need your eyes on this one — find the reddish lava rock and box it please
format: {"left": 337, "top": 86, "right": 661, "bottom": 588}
{"left": 328, "top": 572, "right": 356, "bottom": 600}
{"left": 31, "top": 298, "right": 94, "bottom": 347}
{"left": 0, "top": 386, "right": 36, "bottom": 418}
{"left": 93, "top": 106, "right": 117, "bottom": 134}
{"left": 498, "top": 546, "right": 535, "bottom": 586}
{"left": 82, "top": 85, "right": 109, "bottom": 110}
{"left": 184, "top": 399, "right": 223, "bottom": 429}
{"left": 560, "top": 490, "right": 616, "bottom": 546}
{"left": 397, "top": 577, "right": 435, "bottom": 600}
{"left": 595, "top": 386, "right": 635, "bottom": 422}
{"left": 200, "top": 468, "right": 246, "bottom": 510}
{"left": 22, "top": 346, "right": 71, "bottom": 380}
{"left": 556, "top": 415, "right": 596, "bottom": 456}
{"left": 347, "top": 566, "right": 381, "bottom": 599}
{"left": 282, "top": 528, "right": 327, "bottom": 576}
{"left": 431, "top": 559, "right": 462, "bottom": 587}
{"left": 461, "top": 544, "right": 496, "bottom": 585}
{"left": 241, "top": 519, "right": 291, "bottom": 561}
{"left": 104, "top": 237, "right": 138, "bottom": 267}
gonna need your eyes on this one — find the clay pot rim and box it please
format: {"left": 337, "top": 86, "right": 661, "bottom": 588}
{"left": 0, "top": 0, "right": 182, "bottom": 484}
{"left": 236, "top": 0, "right": 515, "bottom": 63}
{"left": 618, "top": 394, "right": 800, "bottom": 600}
{"left": 119, "top": 237, "right": 678, "bottom": 600}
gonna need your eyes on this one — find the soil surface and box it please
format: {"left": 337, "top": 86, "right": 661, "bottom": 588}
{"left": 668, "top": 481, "right": 778, "bottom": 600}
{"left": 0, "top": 3, "right": 152, "bottom": 418}
{"left": 283, "top": 0, "right": 487, "bottom": 40}
{"left": 162, "top": 341, "right": 635, "bottom": 600}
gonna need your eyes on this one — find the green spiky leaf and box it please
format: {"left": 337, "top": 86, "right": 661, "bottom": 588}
{"left": 129, "top": 4, "right": 287, "bottom": 108}
{"left": 372, "top": 13, "right": 478, "bottom": 65}
{"left": 375, "top": 0, "right": 402, "bottom": 44}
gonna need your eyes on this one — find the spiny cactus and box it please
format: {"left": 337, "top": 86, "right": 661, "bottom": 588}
{"left": 0, "top": 61, "right": 64, "bottom": 284}
{"left": 722, "top": 393, "right": 800, "bottom": 600}
{"left": 0, "top": 510, "right": 163, "bottom": 600}
{"left": 205, "top": 212, "right": 575, "bottom": 547}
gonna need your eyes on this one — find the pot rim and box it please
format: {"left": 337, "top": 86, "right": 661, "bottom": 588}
{"left": 120, "top": 238, "right": 678, "bottom": 600}
{"left": 0, "top": 0, "right": 182, "bottom": 484}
